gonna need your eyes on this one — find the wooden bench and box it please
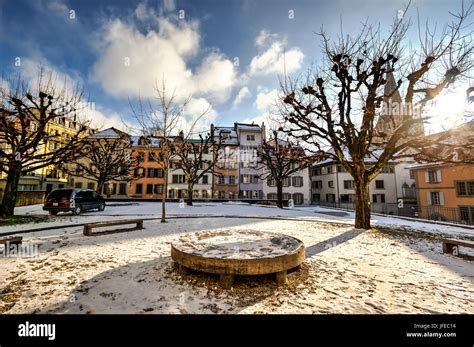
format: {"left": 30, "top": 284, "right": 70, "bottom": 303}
{"left": 0, "top": 236, "right": 23, "bottom": 246}
{"left": 442, "top": 238, "right": 474, "bottom": 256}
{"left": 83, "top": 220, "right": 144, "bottom": 236}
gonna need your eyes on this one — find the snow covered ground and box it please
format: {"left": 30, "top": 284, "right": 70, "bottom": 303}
{"left": 0, "top": 202, "right": 473, "bottom": 314}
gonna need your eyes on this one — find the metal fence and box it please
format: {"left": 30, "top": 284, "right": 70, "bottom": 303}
{"left": 314, "top": 201, "right": 473, "bottom": 226}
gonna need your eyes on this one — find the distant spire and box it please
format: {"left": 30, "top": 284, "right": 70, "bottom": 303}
{"left": 384, "top": 71, "right": 402, "bottom": 104}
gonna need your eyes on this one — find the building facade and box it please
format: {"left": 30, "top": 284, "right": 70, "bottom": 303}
{"left": 129, "top": 135, "right": 165, "bottom": 198}
{"left": 310, "top": 160, "right": 400, "bottom": 214}
{"left": 235, "top": 123, "right": 265, "bottom": 199}
{"left": 262, "top": 167, "right": 311, "bottom": 205}
{"left": 69, "top": 127, "right": 132, "bottom": 197}
{"left": 411, "top": 163, "right": 474, "bottom": 224}
{"left": 167, "top": 139, "right": 213, "bottom": 199}
{"left": 212, "top": 125, "right": 240, "bottom": 199}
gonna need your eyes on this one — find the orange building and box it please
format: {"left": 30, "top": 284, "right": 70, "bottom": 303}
{"left": 129, "top": 136, "right": 165, "bottom": 198}
{"left": 412, "top": 163, "right": 474, "bottom": 224}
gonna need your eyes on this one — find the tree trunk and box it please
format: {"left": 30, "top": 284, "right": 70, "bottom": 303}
{"left": 276, "top": 180, "right": 284, "bottom": 209}
{"left": 187, "top": 182, "right": 194, "bottom": 206}
{"left": 161, "top": 164, "right": 168, "bottom": 223}
{"left": 97, "top": 178, "right": 107, "bottom": 195}
{"left": 354, "top": 175, "right": 371, "bottom": 229}
{"left": 0, "top": 165, "right": 22, "bottom": 217}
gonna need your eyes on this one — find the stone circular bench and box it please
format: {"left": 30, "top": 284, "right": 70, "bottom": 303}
{"left": 171, "top": 230, "right": 305, "bottom": 288}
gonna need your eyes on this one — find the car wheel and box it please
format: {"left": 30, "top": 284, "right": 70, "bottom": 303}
{"left": 98, "top": 202, "right": 105, "bottom": 211}
{"left": 73, "top": 205, "right": 82, "bottom": 215}
{"left": 49, "top": 211, "right": 58, "bottom": 216}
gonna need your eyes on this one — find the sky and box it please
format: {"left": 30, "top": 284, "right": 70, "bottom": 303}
{"left": 0, "top": 0, "right": 472, "bottom": 133}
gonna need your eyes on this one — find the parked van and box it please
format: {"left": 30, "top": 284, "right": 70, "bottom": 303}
{"left": 43, "top": 189, "right": 106, "bottom": 215}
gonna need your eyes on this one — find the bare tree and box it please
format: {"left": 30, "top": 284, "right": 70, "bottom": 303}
{"left": 63, "top": 129, "right": 139, "bottom": 194}
{"left": 255, "top": 129, "right": 318, "bottom": 208}
{"left": 172, "top": 129, "right": 222, "bottom": 206}
{"left": 280, "top": 2, "right": 473, "bottom": 228}
{"left": 130, "top": 79, "right": 188, "bottom": 223}
{"left": 0, "top": 70, "right": 90, "bottom": 216}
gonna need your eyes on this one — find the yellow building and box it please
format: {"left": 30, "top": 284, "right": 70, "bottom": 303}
{"left": 0, "top": 109, "right": 95, "bottom": 199}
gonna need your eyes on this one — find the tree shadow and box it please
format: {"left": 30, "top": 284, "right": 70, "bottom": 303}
{"left": 377, "top": 227, "right": 474, "bottom": 280}
{"left": 42, "top": 256, "right": 310, "bottom": 314}
{"left": 28, "top": 217, "right": 269, "bottom": 255}
{"left": 305, "top": 228, "right": 365, "bottom": 258}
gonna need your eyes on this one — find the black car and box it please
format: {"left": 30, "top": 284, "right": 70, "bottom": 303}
{"left": 43, "top": 189, "right": 106, "bottom": 215}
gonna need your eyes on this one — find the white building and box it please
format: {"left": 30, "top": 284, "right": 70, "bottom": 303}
{"left": 310, "top": 158, "right": 400, "bottom": 214}
{"left": 262, "top": 167, "right": 311, "bottom": 205}
{"left": 167, "top": 138, "right": 213, "bottom": 199}
{"left": 235, "top": 123, "right": 265, "bottom": 199}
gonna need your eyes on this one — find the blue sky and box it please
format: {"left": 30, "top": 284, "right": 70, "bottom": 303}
{"left": 0, "top": 0, "right": 469, "bottom": 131}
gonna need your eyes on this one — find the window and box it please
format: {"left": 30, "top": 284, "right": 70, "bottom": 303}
{"left": 267, "top": 178, "right": 276, "bottom": 187}
{"left": 217, "top": 175, "right": 225, "bottom": 185}
{"left": 172, "top": 175, "right": 186, "bottom": 184}
{"left": 202, "top": 175, "right": 208, "bottom": 184}
{"left": 154, "top": 184, "right": 163, "bottom": 194}
{"left": 292, "top": 176, "right": 303, "bottom": 187}
{"left": 428, "top": 191, "right": 444, "bottom": 206}
{"left": 247, "top": 134, "right": 255, "bottom": 141}
{"left": 137, "top": 152, "right": 145, "bottom": 163}
{"left": 328, "top": 181, "right": 334, "bottom": 188}
{"left": 459, "top": 206, "right": 474, "bottom": 224}
{"left": 229, "top": 176, "right": 236, "bottom": 185}
{"left": 135, "top": 184, "right": 143, "bottom": 194}
{"left": 312, "top": 180, "right": 322, "bottom": 189}
{"left": 312, "top": 168, "right": 322, "bottom": 176}
{"left": 292, "top": 193, "right": 304, "bottom": 205}
{"left": 147, "top": 168, "right": 164, "bottom": 178}
{"left": 341, "top": 194, "right": 356, "bottom": 203}
{"left": 426, "top": 170, "right": 441, "bottom": 183}
{"left": 343, "top": 180, "right": 355, "bottom": 189}
{"left": 283, "top": 177, "right": 290, "bottom": 187}
{"left": 409, "top": 170, "right": 415, "bottom": 179}
{"left": 375, "top": 180, "right": 384, "bottom": 189}
{"left": 168, "top": 189, "right": 175, "bottom": 198}
{"left": 202, "top": 190, "right": 208, "bottom": 198}
{"left": 282, "top": 193, "right": 291, "bottom": 200}
{"left": 87, "top": 182, "right": 95, "bottom": 190}
{"left": 456, "top": 181, "right": 474, "bottom": 196}
{"left": 146, "top": 184, "right": 153, "bottom": 194}
{"left": 148, "top": 152, "right": 156, "bottom": 161}
{"left": 326, "top": 166, "right": 333, "bottom": 174}
{"left": 74, "top": 182, "right": 83, "bottom": 189}
{"left": 326, "top": 194, "right": 335, "bottom": 202}
{"left": 372, "top": 194, "right": 385, "bottom": 203}
{"left": 457, "top": 181, "right": 467, "bottom": 196}
{"left": 267, "top": 193, "right": 277, "bottom": 200}
{"left": 119, "top": 183, "right": 127, "bottom": 195}
{"left": 312, "top": 193, "right": 321, "bottom": 202}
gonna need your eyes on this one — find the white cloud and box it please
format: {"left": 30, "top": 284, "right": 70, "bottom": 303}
{"left": 163, "top": 0, "right": 176, "bottom": 12}
{"left": 255, "top": 88, "right": 279, "bottom": 110}
{"left": 87, "top": 106, "right": 127, "bottom": 130}
{"left": 255, "top": 29, "right": 278, "bottom": 47}
{"left": 232, "top": 86, "right": 251, "bottom": 107}
{"left": 92, "top": 7, "right": 237, "bottom": 105}
{"left": 249, "top": 30, "right": 304, "bottom": 76}
{"left": 179, "top": 97, "right": 218, "bottom": 135}
{"left": 7, "top": 57, "right": 126, "bottom": 131}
